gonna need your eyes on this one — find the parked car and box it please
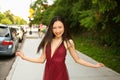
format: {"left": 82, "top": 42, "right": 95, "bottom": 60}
{"left": 0, "top": 24, "right": 19, "bottom": 56}
{"left": 10, "top": 25, "right": 24, "bottom": 42}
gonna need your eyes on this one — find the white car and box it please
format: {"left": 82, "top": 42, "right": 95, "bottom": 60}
{"left": 9, "top": 25, "right": 24, "bottom": 42}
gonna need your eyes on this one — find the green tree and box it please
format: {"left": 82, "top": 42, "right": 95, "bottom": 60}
{"left": 0, "top": 12, "right": 6, "bottom": 23}
{"left": 4, "top": 10, "right": 14, "bottom": 24}
{"left": 0, "top": 10, "right": 27, "bottom": 25}
{"left": 1, "top": 18, "right": 12, "bottom": 24}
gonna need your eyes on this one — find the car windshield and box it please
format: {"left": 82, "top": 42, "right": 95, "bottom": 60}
{"left": 0, "top": 27, "right": 10, "bottom": 37}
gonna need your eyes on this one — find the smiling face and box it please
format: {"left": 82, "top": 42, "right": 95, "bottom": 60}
{"left": 52, "top": 21, "right": 64, "bottom": 38}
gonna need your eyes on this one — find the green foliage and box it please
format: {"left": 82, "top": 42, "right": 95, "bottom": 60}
{"left": 0, "top": 10, "right": 27, "bottom": 25}
{"left": 78, "top": 0, "right": 118, "bottom": 30}
{"left": 79, "top": 10, "right": 97, "bottom": 29}
{"left": 42, "top": 6, "right": 55, "bottom": 25}
{"left": 1, "top": 18, "right": 12, "bottom": 24}
{"left": 0, "top": 12, "right": 6, "bottom": 21}
{"left": 92, "top": 0, "right": 117, "bottom": 13}
{"left": 113, "top": 14, "right": 120, "bottom": 23}
{"left": 99, "top": 35, "right": 115, "bottom": 46}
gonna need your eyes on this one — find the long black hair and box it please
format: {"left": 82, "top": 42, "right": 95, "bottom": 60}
{"left": 37, "top": 16, "right": 72, "bottom": 53}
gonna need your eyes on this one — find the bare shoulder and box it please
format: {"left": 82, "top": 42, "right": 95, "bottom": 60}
{"left": 63, "top": 39, "right": 74, "bottom": 49}
{"left": 68, "top": 39, "right": 74, "bottom": 44}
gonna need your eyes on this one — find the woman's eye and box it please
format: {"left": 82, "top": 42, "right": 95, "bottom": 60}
{"left": 59, "top": 26, "right": 62, "bottom": 28}
{"left": 53, "top": 27, "right": 56, "bottom": 29}
{"left": 53, "top": 26, "right": 62, "bottom": 29}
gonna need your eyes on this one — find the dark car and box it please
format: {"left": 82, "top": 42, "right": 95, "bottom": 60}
{"left": 0, "top": 24, "right": 19, "bottom": 56}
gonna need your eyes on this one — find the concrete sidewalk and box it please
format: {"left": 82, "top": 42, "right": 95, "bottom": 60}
{"left": 6, "top": 32, "right": 120, "bottom": 80}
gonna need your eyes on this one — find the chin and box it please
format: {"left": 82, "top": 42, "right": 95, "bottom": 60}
{"left": 55, "top": 35, "right": 62, "bottom": 38}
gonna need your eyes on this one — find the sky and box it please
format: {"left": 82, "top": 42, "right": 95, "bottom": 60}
{"left": 0, "top": 0, "right": 53, "bottom": 22}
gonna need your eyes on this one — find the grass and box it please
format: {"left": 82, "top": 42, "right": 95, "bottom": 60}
{"left": 72, "top": 34, "right": 120, "bottom": 73}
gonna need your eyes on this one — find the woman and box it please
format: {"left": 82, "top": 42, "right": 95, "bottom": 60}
{"left": 16, "top": 16, "right": 104, "bottom": 80}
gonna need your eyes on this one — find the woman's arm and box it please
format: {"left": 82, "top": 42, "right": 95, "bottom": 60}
{"left": 16, "top": 50, "right": 46, "bottom": 63}
{"left": 16, "top": 43, "right": 47, "bottom": 63}
{"left": 66, "top": 40, "right": 104, "bottom": 68}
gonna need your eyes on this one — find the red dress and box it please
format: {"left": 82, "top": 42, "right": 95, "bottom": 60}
{"left": 44, "top": 41, "right": 69, "bottom": 80}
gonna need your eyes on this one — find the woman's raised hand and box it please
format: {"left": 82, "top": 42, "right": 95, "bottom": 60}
{"left": 95, "top": 63, "right": 104, "bottom": 68}
{"left": 16, "top": 50, "right": 25, "bottom": 59}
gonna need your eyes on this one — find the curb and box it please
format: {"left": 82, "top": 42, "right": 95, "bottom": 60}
{"left": 6, "top": 57, "right": 19, "bottom": 80}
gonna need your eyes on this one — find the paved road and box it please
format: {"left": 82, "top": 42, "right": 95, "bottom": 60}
{"left": 6, "top": 32, "right": 120, "bottom": 80}
{"left": 0, "top": 56, "right": 16, "bottom": 80}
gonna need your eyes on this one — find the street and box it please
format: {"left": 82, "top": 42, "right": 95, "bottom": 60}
{"left": 0, "top": 56, "right": 16, "bottom": 80}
